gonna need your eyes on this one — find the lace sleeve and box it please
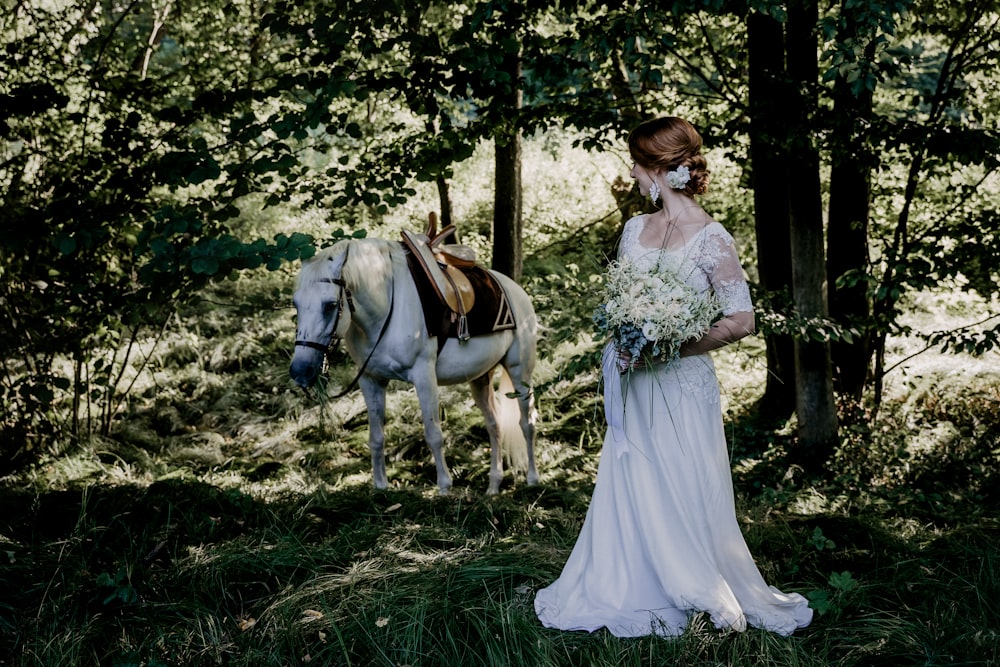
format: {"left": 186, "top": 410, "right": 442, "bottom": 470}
{"left": 617, "top": 215, "right": 644, "bottom": 260}
{"left": 699, "top": 224, "right": 753, "bottom": 316}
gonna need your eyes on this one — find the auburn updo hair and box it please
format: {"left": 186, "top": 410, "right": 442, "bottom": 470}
{"left": 628, "top": 117, "right": 710, "bottom": 196}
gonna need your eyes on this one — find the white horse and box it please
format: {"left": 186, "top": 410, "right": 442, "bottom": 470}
{"left": 289, "top": 237, "right": 539, "bottom": 495}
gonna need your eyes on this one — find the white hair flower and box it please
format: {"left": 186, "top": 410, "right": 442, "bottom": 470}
{"left": 665, "top": 165, "right": 691, "bottom": 190}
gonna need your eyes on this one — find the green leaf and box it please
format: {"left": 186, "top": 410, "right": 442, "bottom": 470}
{"left": 191, "top": 257, "right": 219, "bottom": 275}
{"left": 806, "top": 590, "right": 833, "bottom": 615}
{"left": 829, "top": 570, "right": 859, "bottom": 592}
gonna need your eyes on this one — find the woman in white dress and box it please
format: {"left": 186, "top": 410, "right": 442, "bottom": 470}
{"left": 534, "top": 117, "right": 813, "bottom": 638}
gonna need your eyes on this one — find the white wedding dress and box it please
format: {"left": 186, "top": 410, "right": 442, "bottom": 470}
{"left": 534, "top": 215, "right": 813, "bottom": 638}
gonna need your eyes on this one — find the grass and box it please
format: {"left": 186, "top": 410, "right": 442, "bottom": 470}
{"left": 3, "top": 475, "right": 997, "bottom": 666}
{"left": 3, "top": 136, "right": 1000, "bottom": 665}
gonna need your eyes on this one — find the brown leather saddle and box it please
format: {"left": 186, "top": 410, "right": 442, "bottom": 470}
{"left": 401, "top": 213, "right": 515, "bottom": 344}
{"left": 401, "top": 213, "right": 479, "bottom": 340}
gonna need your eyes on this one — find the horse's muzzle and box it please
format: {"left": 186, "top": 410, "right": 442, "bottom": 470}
{"left": 289, "top": 355, "right": 321, "bottom": 389}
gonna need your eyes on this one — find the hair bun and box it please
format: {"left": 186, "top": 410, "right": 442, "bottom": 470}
{"left": 628, "top": 117, "right": 711, "bottom": 196}
{"left": 684, "top": 155, "right": 710, "bottom": 195}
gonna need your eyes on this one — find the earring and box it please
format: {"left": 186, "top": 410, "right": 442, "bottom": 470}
{"left": 649, "top": 181, "right": 661, "bottom": 205}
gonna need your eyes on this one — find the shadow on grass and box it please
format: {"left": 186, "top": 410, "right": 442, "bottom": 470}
{"left": 2, "top": 363, "right": 999, "bottom": 666}
{"left": 0, "top": 474, "right": 580, "bottom": 665}
{"left": 1, "top": 465, "right": 998, "bottom": 666}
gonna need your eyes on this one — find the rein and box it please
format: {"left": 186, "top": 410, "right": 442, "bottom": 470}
{"left": 294, "top": 249, "right": 396, "bottom": 398}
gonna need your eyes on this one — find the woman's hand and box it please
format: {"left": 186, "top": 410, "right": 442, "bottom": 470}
{"left": 617, "top": 349, "right": 638, "bottom": 374}
{"left": 616, "top": 349, "right": 652, "bottom": 374}
{"left": 619, "top": 312, "right": 755, "bottom": 371}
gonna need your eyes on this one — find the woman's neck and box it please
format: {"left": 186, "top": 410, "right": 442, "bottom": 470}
{"left": 656, "top": 188, "right": 702, "bottom": 226}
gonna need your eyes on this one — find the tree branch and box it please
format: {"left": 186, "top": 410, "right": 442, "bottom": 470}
{"left": 883, "top": 311, "right": 1000, "bottom": 375}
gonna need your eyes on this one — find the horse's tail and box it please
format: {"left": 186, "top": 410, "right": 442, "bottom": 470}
{"left": 496, "top": 366, "right": 529, "bottom": 473}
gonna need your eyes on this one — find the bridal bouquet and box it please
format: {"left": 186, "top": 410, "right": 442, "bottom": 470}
{"left": 594, "top": 257, "right": 720, "bottom": 373}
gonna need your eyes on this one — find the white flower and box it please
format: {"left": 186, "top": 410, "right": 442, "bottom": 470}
{"left": 666, "top": 165, "right": 691, "bottom": 190}
{"left": 595, "top": 256, "right": 721, "bottom": 370}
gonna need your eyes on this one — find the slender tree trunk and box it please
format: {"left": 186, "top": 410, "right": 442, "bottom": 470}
{"left": 786, "top": 0, "right": 838, "bottom": 455}
{"left": 493, "top": 133, "right": 522, "bottom": 280}
{"left": 826, "top": 0, "right": 876, "bottom": 401}
{"left": 603, "top": 49, "right": 650, "bottom": 261}
{"left": 608, "top": 49, "right": 649, "bottom": 222}
{"left": 424, "top": 121, "right": 455, "bottom": 231}
{"left": 747, "top": 10, "right": 796, "bottom": 422}
{"left": 827, "top": 76, "right": 874, "bottom": 401}
{"left": 491, "top": 51, "right": 523, "bottom": 281}
{"left": 435, "top": 175, "right": 453, "bottom": 230}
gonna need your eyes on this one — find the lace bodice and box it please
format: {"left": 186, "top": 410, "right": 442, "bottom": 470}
{"left": 618, "top": 215, "right": 753, "bottom": 316}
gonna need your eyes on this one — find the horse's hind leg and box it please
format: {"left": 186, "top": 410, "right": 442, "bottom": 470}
{"left": 469, "top": 371, "right": 503, "bottom": 495}
{"left": 503, "top": 361, "right": 539, "bottom": 487}
{"left": 359, "top": 375, "right": 390, "bottom": 490}
{"left": 520, "top": 387, "right": 539, "bottom": 487}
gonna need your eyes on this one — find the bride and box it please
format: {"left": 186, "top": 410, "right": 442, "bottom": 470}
{"left": 534, "top": 117, "right": 813, "bottom": 638}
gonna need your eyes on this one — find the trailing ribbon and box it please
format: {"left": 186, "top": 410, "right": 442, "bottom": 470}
{"left": 601, "top": 344, "right": 630, "bottom": 458}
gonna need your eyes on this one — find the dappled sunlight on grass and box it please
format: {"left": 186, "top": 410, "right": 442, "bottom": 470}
{"left": 715, "top": 334, "right": 768, "bottom": 410}
{"left": 785, "top": 487, "right": 835, "bottom": 516}
{"left": 882, "top": 287, "right": 1000, "bottom": 399}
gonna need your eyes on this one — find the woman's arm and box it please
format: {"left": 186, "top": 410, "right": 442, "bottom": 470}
{"left": 679, "top": 224, "right": 755, "bottom": 357}
{"left": 679, "top": 310, "right": 755, "bottom": 357}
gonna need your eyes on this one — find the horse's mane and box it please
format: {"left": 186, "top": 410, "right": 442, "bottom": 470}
{"left": 298, "top": 238, "right": 402, "bottom": 312}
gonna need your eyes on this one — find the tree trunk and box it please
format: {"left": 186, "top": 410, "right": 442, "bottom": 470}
{"left": 826, "top": 2, "right": 876, "bottom": 401}
{"left": 827, "top": 81, "right": 873, "bottom": 401}
{"left": 604, "top": 49, "right": 650, "bottom": 262}
{"left": 747, "top": 10, "right": 796, "bottom": 422}
{"left": 423, "top": 119, "right": 455, "bottom": 232}
{"left": 435, "top": 175, "right": 453, "bottom": 231}
{"left": 786, "top": 0, "right": 838, "bottom": 455}
{"left": 491, "top": 51, "right": 523, "bottom": 281}
{"left": 492, "top": 134, "right": 522, "bottom": 280}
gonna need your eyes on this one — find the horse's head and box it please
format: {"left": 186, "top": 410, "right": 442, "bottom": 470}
{"left": 289, "top": 239, "right": 397, "bottom": 389}
{"left": 289, "top": 243, "right": 352, "bottom": 389}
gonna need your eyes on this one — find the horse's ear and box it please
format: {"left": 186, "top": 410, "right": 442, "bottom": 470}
{"left": 326, "top": 247, "right": 349, "bottom": 277}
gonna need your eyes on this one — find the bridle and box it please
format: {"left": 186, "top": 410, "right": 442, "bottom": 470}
{"left": 294, "top": 276, "right": 355, "bottom": 356}
{"left": 294, "top": 248, "right": 395, "bottom": 398}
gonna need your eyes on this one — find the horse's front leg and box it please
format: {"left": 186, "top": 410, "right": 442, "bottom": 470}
{"left": 469, "top": 373, "right": 503, "bottom": 495}
{"left": 411, "top": 371, "right": 452, "bottom": 495}
{"left": 359, "top": 375, "right": 390, "bottom": 490}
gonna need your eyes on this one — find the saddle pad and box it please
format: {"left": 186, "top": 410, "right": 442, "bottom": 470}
{"left": 405, "top": 251, "right": 516, "bottom": 341}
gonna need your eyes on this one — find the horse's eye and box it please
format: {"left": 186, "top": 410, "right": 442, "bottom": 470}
{"left": 323, "top": 301, "right": 338, "bottom": 315}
